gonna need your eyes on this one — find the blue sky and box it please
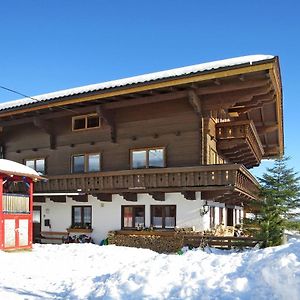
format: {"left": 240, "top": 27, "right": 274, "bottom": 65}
{"left": 0, "top": 0, "right": 299, "bottom": 178}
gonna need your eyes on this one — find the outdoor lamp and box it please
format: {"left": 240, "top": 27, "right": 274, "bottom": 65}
{"left": 200, "top": 201, "right": 209, "bottom": 216}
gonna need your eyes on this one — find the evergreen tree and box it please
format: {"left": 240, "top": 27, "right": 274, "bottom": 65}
{"left": 250, "top": 156, "right": 300, "bottom": 247}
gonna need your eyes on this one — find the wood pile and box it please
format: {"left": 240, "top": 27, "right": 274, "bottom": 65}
{"left": 107, "top": 230, "right": 262, "bottom": 252}
{"left": 108, "top": 231, "right": 183, "bottom": 253}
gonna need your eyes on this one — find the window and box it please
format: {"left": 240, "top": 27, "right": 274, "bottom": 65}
{"left": 131, "top": 147, "right": 165, "bottom": 169}
{"left": 151, "top": 205, "right": 176, "bottom": 229}
{"left": 25, "top": 158, "right": 46, "bottom": 174}
{"left": 72, "top": 114, "right": 100, "bottom": 131}
{"left": 208, "top": 147, "right": 225, "bottom": 164}
{"left": 210, "top": 206, "right": 215, "bottom": 228}
{"left": 122, "top": 206, "right": 145, "bottom": 229}
{"left": 72, "top": 206, "right": 92, "bottom": 229}
{"left": 72, "top": 153, "right": 101, "bottom": 173}
{"left": 209, "top": 147, "right": 217, "bottom": 164}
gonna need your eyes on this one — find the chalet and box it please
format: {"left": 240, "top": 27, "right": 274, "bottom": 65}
{"left": 0, "top": 55, "right": 283, "bottom": 245}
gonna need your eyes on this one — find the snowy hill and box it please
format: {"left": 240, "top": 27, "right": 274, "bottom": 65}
{"left": 0, "top": 240, "right": 299, "bottom": 300}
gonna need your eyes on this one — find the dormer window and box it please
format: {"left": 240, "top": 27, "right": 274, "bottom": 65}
{"left": 72, "top": 114, "right": 100, "bottom": 131}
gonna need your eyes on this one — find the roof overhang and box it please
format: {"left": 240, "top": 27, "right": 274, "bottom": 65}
{"left": 0, "top": 55, "right": 284, "bottom": 158}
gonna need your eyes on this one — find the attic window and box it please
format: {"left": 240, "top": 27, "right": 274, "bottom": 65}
{"left": 72, "top": 114, "right": 100, "bottom": 131}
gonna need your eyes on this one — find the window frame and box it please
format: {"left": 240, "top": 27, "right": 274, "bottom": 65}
{"left": 121, "top": 205, "right": 145, "bottom": 229}
{"left": 150, "top": 205, "right": 176, "bottom": 230}
{"left": 130, "top": 147, "right": 166, "bottom": 169}
{"left": 71, "top": 153, "right": 101, "bottom": 173}
{"left": 24, "top": 157, "right": 46, "bottom": 175}
{"left": 71, "top": 205, "right": 92, "bottom": 229}
{"left": 72, "top": 113, "right": 101, "bottom": 131}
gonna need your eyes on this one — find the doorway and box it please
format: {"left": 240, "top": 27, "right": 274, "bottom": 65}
{"left": 227, "top": 208, "right": 234, "bottom": 226}
{"left": 33, "top": 206, "right": 42, "bottom": 243}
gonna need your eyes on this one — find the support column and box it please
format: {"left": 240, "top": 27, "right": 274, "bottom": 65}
{"left": 29, "top": 180, "right": 33, "bottom": 246}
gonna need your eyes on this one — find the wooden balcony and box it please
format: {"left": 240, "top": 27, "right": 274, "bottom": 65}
{"left": 34, "top": 164, "right": 259, "bottom": 205}
{"left": 216, "top": 120, "right": 264, "bottom": 168}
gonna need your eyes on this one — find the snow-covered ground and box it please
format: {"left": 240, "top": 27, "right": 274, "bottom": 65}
{"left": 0, "top": 240, "right": 300, "bottom": 300}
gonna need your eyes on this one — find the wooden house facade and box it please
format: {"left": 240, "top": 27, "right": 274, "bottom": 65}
{"left": 0, "top": 55, "right": 283, "bottom": 243}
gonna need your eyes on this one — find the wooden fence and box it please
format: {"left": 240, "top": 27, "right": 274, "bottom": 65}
{"left": 183, "top": 235, "right": 262, "bottom": 249}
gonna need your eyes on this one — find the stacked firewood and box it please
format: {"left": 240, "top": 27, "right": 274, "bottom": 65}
{"left": 108, "top": 231, "right": 184, "bottom": 253}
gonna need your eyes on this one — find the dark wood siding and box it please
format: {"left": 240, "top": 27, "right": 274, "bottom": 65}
{"left": 5, "top": 99, "right": 201, "bottom": 175}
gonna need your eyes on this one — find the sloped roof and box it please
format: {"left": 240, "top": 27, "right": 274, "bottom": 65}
{"left": 0, "top": 159, "right": 42, "bottom": 180}
{"left": 0, "top": 55, "right": 274, "bottom": 112}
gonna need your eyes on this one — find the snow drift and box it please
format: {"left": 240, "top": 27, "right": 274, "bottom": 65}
{"left": 0, "top": 239, "right": 299, "bottom": 299}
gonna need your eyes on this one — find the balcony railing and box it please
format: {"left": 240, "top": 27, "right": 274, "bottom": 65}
{"left": 34, "top": 164, "right": 260, "bottom": 203}
{"left": 216, "top": 120, "right": 264, "bottom": 168}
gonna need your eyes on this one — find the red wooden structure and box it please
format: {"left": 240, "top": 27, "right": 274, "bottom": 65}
{"left": 0, "top": 159, "right": 42, "bottom": 250}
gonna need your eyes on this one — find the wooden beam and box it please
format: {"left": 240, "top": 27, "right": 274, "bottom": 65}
{"left": 50, "top": 195, "right": 66, "bottom": 202}
{"left": 103, "top": 90, "right": 187, "bottom": 109}
{"left": 257, "top": 124, "right": 278, "bottom": 134}
{"left": 92, "top": 193, "right": 112, "bottom": 202}
{"left": 33, "top": 117, "right": 57, "bottom": 150}
{"left": 181, "top": 191, "right": 196, "bottom": 200}
{"left": 96, "top": 105, "right": 116, "bottom": 143}
{"left": 263, "top": 145, "right": 280, "bottom": 155}
{"left": 71, "top": 194, "right": 88, "bottom": 202}
{"left": 33, "top": 196, "right": 46, "bottom": 203}
{"left": 197, "top": 78, "right": 270, "bottom": 95}
{"left": 149, "top": 192, "right": 165, "bottom": 201}
{"left": 202, "top": 85, "right": 271, "bottom": 111}
{"left": 188, "top": 90, "right": 202, "bottom": 115}
{"left": 120, "top": 193, "right": 137, "bottom": 202}
{"left": 201, "top": 190, "right": 231, "bottom": 200}
{"left": 229, "top": 94, "right": 275, "bottom": 115}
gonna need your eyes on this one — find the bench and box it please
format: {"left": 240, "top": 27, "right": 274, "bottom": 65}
{"left": 40, "top": 231, "right": 68, "bottom": 244}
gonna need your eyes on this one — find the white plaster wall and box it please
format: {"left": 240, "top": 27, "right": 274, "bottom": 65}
{"left": 37, "top": 193, "right": 243, "bottom": 244}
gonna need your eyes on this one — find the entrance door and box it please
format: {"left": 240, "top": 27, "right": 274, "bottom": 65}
{"left": 227, "top": 208, "right": 234, "bottom": 226}
{"left": 33, "top": 206, "right": 42, "bottom": 243}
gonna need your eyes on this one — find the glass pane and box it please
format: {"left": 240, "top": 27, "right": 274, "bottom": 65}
{"left": 35, "top": 159, "right": 45, "bottom": 174}
{"left": 83, "top": 207, "right": 92, "bottom": 226}
{"left": 73, "top": 155, "right": 85, "bottom": 173}
{"left": 132, "top": 150, "right": 147, "bottom": 169}
{"left": 74, "top": 117, "right": 86, "bottom": 130}
{"left": 25, "top": 160, "right": 35, "bottom": 169}
{"left": 149, "top": 149, "right": 164, "bottom": 168}
{"left": 164, "top": 206, "right": 176, "bottom": 228}
{"left": 165, "top": 217, "right": 175, "bottom": 228}
{"left": 152, "top": 206, "right": 163, "bottom": 228}
{"left": 87, "top": 116, "right": 100, "bottom": 128}
{"left": 73, "top": 207, "right": 82, "bottom": 224}
{"left": 123, "top": 207, "right": 133, "bottom": 228}
{"left": 134, "top": 207, "right": 145, "bottom": 227}
{"left": 165, "top": 206, "right": 176, "bottom": 218}
{"left": 88, "top": 154, "right": 100, "bottom": 172}
{"left": 33, "top": 210, "right": 41, "bottom": 223}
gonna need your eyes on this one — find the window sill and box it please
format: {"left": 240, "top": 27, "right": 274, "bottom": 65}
{"left": 67, "top": 228, "right": 93, "bottom": 233}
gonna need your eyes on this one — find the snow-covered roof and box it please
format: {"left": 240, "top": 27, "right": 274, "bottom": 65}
{"left": 0, "top": 159, "right": 42, "bottom": 180}
{"left": 0, "top": 54, "right": 275, "bottom": 112}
